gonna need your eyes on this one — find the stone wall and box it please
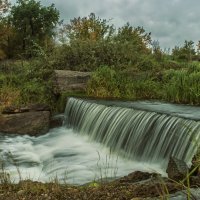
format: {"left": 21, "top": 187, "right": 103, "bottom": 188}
{"left": 54, "top": 70, "right": 91, "bottom": 94}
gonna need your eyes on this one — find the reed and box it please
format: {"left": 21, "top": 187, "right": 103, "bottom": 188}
{"left": 163, "top": 67, "right": 200, "bottom": 104}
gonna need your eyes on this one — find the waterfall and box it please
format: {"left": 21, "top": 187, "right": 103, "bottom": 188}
{"left": 64, "top": 98, "right": 200, "bottom": 167}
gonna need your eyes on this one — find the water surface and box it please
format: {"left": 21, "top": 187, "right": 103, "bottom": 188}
{"left": 0, "top": 127, "right": 164, "bottom": 184}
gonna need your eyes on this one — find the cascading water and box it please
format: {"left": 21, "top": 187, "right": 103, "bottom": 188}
{"left": 65, "top": 98, "right": 200, "bottom": 167}
{"left": 0, "top": 97, "right": 200, "bottom": 184}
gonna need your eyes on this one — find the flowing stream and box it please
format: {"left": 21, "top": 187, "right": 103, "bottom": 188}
{"left": 0, "top": 98, "right": 200, "bottom": 184}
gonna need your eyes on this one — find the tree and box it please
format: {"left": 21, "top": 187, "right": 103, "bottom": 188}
{"left": 117, "top": 23, "right": 151, "bottom": 43}
{"left": 182, "top": 40, "right": 196, "bottom": 61}
{"left": 10, "top": 0, "right": 59, "bottom": 56}
{"left": 151, "top": 40, "right": 163, "bottom": 61}
{"left": 0, "top": 0, "right": 9, "bottom": 15}
{"left": 0, "top": 0, "right": 11, "bottom": 59}
{"left": 197, "top": 41, "right": 200, "bottom": 54}
{"left": 172, "top": 40, "right": 196, "bottom": 61}
{"left": 115, "top": 23, "right": 151, "bottom": 54}
{"left": 63, "top": 13, "right": 114, "bottom": 42}
{"left": 0, "top": 17, "right": 14, "bottom": 59}
{"left": 56, "top": 14, "right": 154, "bottom": 71}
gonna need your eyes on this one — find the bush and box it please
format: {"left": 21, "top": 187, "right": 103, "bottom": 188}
{"left": 87, "top": 66, "right": 120, "bottom": 98}
{"left": 87, "top": 66, "right": 164, "bottom": 100}
{"left": 50, "top": 37, "right": 153, "bottom": 72}
{"left": 163, "top": 68, "right": 200, "bottom": 104}
{"left": 133, "top": 80, "right": 162, "bottom": 99}
{"left": 0, "top": 57, "right": 56, "bottom": 110}
{"left": 0, "top": 86, "right": 21, "bottom": 111}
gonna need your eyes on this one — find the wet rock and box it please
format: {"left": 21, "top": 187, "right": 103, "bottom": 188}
{"left": 189, "top": 153, "right": 200, "bottom": 176}
{"left": 50, "top": 114, "right": 64, "bottom": 128}
{"left": 168, "top": 188, "right": 200, "bottom": 200}
{"left": 0, "top": 111, "right": 50, "bottom": 135}
{"left": 54, "top": 70, "right": 90, "bottom": 94}
{"left": 166, "top": 157, "right": 189, "bottom": 181}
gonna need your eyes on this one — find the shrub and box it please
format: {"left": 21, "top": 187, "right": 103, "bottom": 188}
{"left": 163, "top": 68, "right": 200, "bottom": 104}
{"left": 0, "top": 57, "right": 56, "bottom": 111}
{"left": 0, "top": 86, "right": 20, "bottom": 111}
{"left": 87, "top": 66, "right": 120, "bottom": 98}
{"left": 132, "top": 79, "right": 162, "bottom": 99}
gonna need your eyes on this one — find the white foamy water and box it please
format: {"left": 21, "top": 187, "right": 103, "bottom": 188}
{"left": 65, "top": 98, "right": 200, "bottom": 166}
{"left": 0, "top": 127, "right": 165, "bottom": 185}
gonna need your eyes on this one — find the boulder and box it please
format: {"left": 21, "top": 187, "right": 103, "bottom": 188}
{"left": 54, "top": 70, "right": 91, "bottom": 94}
{"left": 189, "top": 152, "right": 200, "bottom": 176}
{"left": 0, "top": 111, "right": 50, "bottom": 135}
{"left": 166, "top": 157, "right": 189, "bottom": 181}
{"left": 168, "top": 188, "right": 200, "bottom": 200}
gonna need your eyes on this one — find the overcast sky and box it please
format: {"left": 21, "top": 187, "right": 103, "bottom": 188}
{"left": 10, "top": 0, "right": 200, "bottom": 50}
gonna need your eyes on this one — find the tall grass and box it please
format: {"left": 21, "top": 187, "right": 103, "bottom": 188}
{"left": 95, "top": 150, "right": 119, "bottom": 183}
{"left": 163, "top": 67, "right": 200, "bottom": 104}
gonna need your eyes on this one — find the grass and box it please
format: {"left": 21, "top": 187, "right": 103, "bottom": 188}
{"left": 87, "top": 64, "right": 200, "bottom": 105}
{"left": 94, "top": 150, "right": 119, "bottom": 183}
{"left": 0, "top": 173, "right": 195, "bottom": 200}
{"left": 0, "top": 59, "right": 56, "bottom": 112}
{"left": 1, "top": 59, "right": 200, "bottom": 116}
{"left": 163, "top": 68, "right": 200, "bottom": 104}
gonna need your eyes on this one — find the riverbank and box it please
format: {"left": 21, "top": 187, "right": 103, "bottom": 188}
{"left": 1, "top": 170, "right": 200, "bottom": 200}
{"left": 1, "top": 60, "right": 200, "bottom": 117}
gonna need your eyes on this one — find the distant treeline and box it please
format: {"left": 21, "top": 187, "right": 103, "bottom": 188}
{"left": 0, "top": 0, "right": 199, "bottom": 65}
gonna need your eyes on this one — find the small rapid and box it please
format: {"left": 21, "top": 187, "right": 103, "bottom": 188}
{"left": 0, "top": 97, "right": 200, "bottom": 184}
{"left": 0, "top": 127, "right": 163, "bottom": 184}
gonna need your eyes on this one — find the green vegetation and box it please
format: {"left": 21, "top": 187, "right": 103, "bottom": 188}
{"left": 1, "top": 0, "right": 59, "bottom": 58}
{"left": 87, "top": 63, "right": 200, "bottom": 104}
{"left": 0, "top": 57, "right": 56, "bottom": 111}
{"left": 163, "top": 67, "right": 200, "bottom": 104}
{"left": 0, "top": 0, "right": 200, "bottom": 113}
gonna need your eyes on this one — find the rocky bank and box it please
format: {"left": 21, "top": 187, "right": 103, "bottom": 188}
{"left": 0, "top": 70, "right": 90, "bottom": 135}
{"left": 0, "top": 104, "right": 50, "bottom": 135}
